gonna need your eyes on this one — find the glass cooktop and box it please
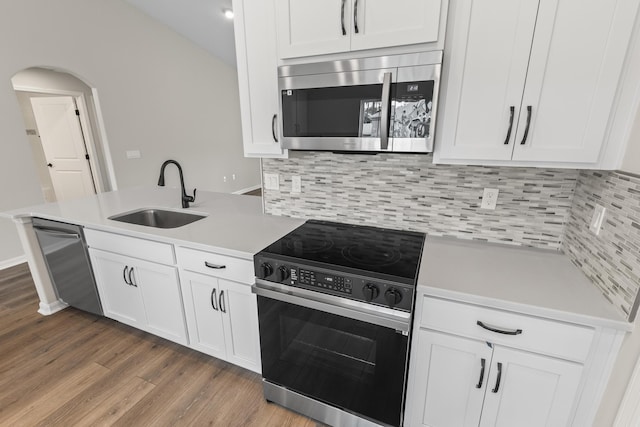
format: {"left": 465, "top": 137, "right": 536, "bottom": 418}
{"left": 260, "top": 220, "right": 425, "bottom": 282}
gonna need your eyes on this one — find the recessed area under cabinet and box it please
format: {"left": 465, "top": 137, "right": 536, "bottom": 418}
{"left": 274, "top": 0, "right": 446, "bottom": 59}
{"left": 435, "top": 0, "right": 640, "bottom": 167}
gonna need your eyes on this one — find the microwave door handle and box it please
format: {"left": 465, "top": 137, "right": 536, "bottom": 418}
{"left": 380, "top": 72, "right": 392, "bottom": 150}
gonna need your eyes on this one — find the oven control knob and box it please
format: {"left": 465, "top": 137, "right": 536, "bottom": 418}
{"left": 363, "top": 283, "right": 380, "bottom": 301}
{"left": 384, "top": 288, "right": 403, "bottom": 307}
{"left": 275, "top": 266, "right": 290, "bottom": 282}
{"left": 259, "top": 263, "right": 274, "bottom": 279}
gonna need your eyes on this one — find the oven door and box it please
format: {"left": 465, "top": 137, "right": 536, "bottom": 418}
{"left": 254, "top": 283, "right": 410, "bottom": 427}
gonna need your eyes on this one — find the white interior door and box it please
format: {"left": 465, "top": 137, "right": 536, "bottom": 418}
{"left": 30, "top": 96, "right": 96, "bottom": 201}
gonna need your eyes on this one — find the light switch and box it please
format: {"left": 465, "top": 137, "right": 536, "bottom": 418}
{"left": 264, "top": 173, "right": 279, "bottom": 190}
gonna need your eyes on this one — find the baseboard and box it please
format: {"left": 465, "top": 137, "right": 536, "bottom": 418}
{"left": 233, "top": 184, "right": 261, "bottom": 195}
{"left": 38, "top": 300, "right": 68, "bottom": 316}
{"left": 0, "top": 255, "right": 27, "bottom": 270}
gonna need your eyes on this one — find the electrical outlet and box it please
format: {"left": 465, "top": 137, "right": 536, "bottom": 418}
{"left": 126, "top": 150, "right": 141, "bottom": 159}
{"left": 480, "top": 188, "right": 499, "bottom": 210}
{"left": 232, "top": 174, "right": 236, "bottom": 181}
{"left": 292, "top": 175, "right": 302, "bottom": 194}
{"left": 223, "top": 176, "right": 227, "bottom": 183}
{"left": 264, "top": 173, "right": 280, "bottom": 190}
{"left": 589, "top": 204, "right": 606, "bottom": 235}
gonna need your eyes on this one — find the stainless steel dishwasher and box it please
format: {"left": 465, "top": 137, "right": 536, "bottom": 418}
{"left": 32, "top": 217, "right": 103, "bottom": 316}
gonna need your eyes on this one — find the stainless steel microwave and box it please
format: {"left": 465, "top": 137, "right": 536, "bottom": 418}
{"left": 278, "top": 51, "right": 441, "bottom": 153}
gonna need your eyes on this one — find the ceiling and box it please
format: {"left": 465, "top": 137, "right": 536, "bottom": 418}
{"left": 124, "top": 0, "right": 237, "bottom": 67}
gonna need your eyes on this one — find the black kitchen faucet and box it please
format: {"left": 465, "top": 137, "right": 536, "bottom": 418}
{"left": 157, "top": 160, "right": 196, "bottom": 208}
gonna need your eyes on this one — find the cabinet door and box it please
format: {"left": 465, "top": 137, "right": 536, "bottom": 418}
{"left": 512, "top": 0, "right": 640, "bottom": 163}
{"left": 233, "top": 0, "right": 287, "bottom": 158}
{"left": 436, "top": 0, "right": 539, "bottom": 162}
{"left": 179, "top": 271, "right": 227, "bottom": 360}
{"left": 350, "top": 0, "right": 442, "bottom": 51}
{"left": 219, "top": 279, "right": 261, "bottom": 373}
{"left": 89, "top": 249, "right": 145, "bottom": 329}
{"left": 275, "top": 0, "right": 352, "bottom": 58}
{"left": 133, "top": 259, "right": 187, "bottom": 345}
{"left": 480, "top": 346, "right": 583, "bottom": 427}
{"left": 405, "top": 329, "right": 491, "bottom": 427}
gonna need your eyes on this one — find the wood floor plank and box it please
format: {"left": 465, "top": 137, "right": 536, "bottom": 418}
{"left": 0, "top": 362, "right": 111, "bottom": 426}
{"left": 0, "top": 262, "right": 321, "bottom": 426}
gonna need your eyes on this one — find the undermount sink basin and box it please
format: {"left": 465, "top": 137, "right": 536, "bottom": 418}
{"left": 109, "top": 208, "right": 206, "bottom": 229}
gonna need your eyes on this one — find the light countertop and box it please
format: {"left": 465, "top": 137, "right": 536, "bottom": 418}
{"left": 3, "top": 188, "right": 630, "bottom": 330}
{"left": 2, "top": 186, "right": 304, "bottom": 260}
{"left": 419, "top": 236, "right": 632, "bottom": 330}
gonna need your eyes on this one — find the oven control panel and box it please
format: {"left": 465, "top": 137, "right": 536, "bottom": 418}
{"left": 254, "top": 257, "right": 413, "bottom": 312}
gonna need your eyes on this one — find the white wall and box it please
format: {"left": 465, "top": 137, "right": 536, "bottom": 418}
{"left": 0, "top": 0, "right": 260, "bottom": 264}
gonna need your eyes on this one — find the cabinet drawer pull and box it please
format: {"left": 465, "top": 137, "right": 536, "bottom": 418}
{"left": 519, "top": 105, "right": 532, "bottom": 145}
{"left": 476, "top": 358, "right": 486, "bottom": 389}
{"left": 211, "top": 288, "right": 218, "bottom": 311}
{"left": 353, "top": 0, "right": 359, "bottom": 33}
{"left": 492, "top": 362, "right": 503, "bottom": 393}
{"left": 123, "top": 266, "right": 130, "bottom": 285}
{"left": 219, "top": 290, "right": 226, "bottom": 313}
{"left": 341, "top": 0, "right": 347, "bottom": 35}
{"left": 503, "top": 106, "right": 515, "bottom": 145}
{"left": 128, "top": 267, "right": 137, "bottom": 287}
{"left": 477, "top": 321, "right": 522, "bottom": 335}
{"left": 205, "top": 261, "right": 226, "bottom": 270}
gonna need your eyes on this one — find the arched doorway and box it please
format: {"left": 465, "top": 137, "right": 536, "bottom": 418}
{"left": 11, "top": 67, "right": 115, "bottom": 202}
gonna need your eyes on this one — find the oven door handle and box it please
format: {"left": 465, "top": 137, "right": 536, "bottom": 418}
{"left": 252, "top": 282, "right": 411, "bottom": 333}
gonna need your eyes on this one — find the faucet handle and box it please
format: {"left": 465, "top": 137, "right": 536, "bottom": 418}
{"left": 184, "top": 188, "right": 196, "bottom": 203}
{"left": 182, "top": 188, "right": 196, "bottom": 208}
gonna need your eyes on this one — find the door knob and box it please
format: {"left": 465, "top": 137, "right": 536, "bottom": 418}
{"left": 47, "top": 163, "right": 53, "bottom": 168}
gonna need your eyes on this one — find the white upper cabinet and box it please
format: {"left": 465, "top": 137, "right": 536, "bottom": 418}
{"left": 435, "top": 0, "right": 640, "bottom": 167}
{"left": 233, "top": 0, "right": 287, "bottom": 158}
{"left": 275, "top": 0, "right": 445, "bottom": 59}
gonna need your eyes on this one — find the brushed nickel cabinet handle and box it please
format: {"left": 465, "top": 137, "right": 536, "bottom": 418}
{"left": 492, "top": 362, "right": 503, "bottom": 393}
{"left": 341, "top": 0, "right": 347, "bottom": 35}
{"left": 211, "top": 288, "right": 218, "bottom": 311}
{"left": 519, "top": 105, "right": 532, "bottom": 145}
{"left": 354, "top": 0, "right": 359, "bottom": 33}
{"left": 205, "top": 261, "right": 226, "bottom": 269}
{"left": 219, "top": 290, "right": 226, "bottom": 313}
{"left": 504, "top": 106, "right": 515, "bottom": 145}
{"left": 476, "top": 358, "right": 486, "bottom": 389}
{"left": 477, "top": 321, "right": 522, "bottom": 336}
{"left": 272, "top": 114, "right": 278, "bottom": 142}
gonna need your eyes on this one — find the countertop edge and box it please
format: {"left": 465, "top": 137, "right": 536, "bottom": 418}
{"left": 419, "top": 285, "right": 633, "bottom": 332}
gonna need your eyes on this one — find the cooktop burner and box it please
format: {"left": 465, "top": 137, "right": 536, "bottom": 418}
{"left": 259, "top": 220, "right": 425, "bottom": 283}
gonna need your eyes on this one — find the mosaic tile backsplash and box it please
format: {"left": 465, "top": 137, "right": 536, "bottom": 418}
{"left": 563, "top": 171, "right": 640, "bottom": 321}
{"left": 262, "top": 152, "right": 579, "bottom": 250}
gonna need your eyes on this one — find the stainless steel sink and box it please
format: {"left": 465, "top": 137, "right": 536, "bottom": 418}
{"left": 109, "top": 208, "right": 206, "bottom": 228}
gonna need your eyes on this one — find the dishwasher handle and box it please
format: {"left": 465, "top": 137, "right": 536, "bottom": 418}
{"left": 33, "top": 226, "right": 80, "bottom": 239}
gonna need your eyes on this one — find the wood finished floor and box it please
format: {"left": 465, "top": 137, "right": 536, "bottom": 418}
{"left": 0, "top": 263, "right": 319, "bottom": 426}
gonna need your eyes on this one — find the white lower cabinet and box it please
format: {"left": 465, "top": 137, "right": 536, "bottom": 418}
{"left": 404, "top": 295, "right": 607, "bottom": 427}
{"left": 407, "top": 329, "right": 582, "bottom": 427}
{"left": 88, "top": 248, "right": 187, "bottom": 345}
{"left": 177, "top": 247, "right": 261, "bottom": 373}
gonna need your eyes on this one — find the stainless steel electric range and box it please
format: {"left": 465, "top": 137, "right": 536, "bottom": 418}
{"left": 252, "top": 220, "right": 425, "bottom": 427}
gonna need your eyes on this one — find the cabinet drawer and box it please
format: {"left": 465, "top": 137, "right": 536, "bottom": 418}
{"left": 176, "top": 247, "right": 253, "bottom": 284}
{"left": 84, "top": 229, "right": 175, "bottom": 265}
{"left": 419, "top": 297, "right": 595, "bottom": 362}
